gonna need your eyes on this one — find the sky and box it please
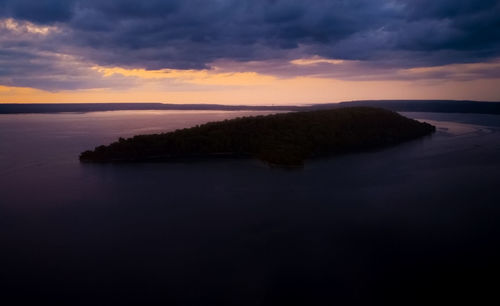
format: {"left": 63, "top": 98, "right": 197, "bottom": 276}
{"left": 0, "top": 0, "right": 499, "bottom": 104}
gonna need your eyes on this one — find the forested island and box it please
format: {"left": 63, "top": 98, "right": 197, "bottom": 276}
{"left": 79, "top": 107, "right": 435, "bottom": 166}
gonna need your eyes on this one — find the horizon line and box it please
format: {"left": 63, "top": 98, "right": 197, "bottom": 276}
{"left": 2, "top": 99, "right": 500, "bottom": 105}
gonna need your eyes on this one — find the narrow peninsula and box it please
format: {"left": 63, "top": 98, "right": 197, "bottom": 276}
{"left": 80, "top": 107, "right": 435, "bottom": 166}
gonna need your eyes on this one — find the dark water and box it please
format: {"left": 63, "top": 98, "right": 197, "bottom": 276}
{"left": 1, "top": 110, "right": 500, "bottom": 305}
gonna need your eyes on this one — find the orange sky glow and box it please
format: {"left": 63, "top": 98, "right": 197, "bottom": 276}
{"left": 1, "top": 59, "right": 499, "bottom": 104}
{"left": 1, "top": 15, "right": 499, "bottom": 104}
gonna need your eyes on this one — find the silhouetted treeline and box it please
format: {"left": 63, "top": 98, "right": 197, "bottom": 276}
{"left": 3, "top": 100, "right": 500, "bottom": 114}
{"left": 0, "top": 103, "right": 299, "bottom": 114}
{"left": 321, "top": 100, "right": 500, "bottom": 114}
{"left": 80, "top": 107, "right": 435, "bottom": 166}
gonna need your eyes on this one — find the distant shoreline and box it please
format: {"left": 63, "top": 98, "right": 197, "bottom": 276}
{"left": 1, "top": 100, "right": 500, "bottom": 115}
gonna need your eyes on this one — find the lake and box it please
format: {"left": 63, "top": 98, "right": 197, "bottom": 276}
{"left": 1, "top": 110, "right": 499, "bottom": 305}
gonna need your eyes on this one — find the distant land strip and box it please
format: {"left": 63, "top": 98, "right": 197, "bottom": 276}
{"left": 1, "top": 100, "right": 500, "bottom": 115}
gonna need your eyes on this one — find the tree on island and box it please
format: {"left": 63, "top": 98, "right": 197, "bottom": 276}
{"left": 80, "top": 107, "right": 436, "bottom": 166}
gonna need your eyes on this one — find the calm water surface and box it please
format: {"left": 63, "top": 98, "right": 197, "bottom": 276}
{"left": 1, "top": 110, "right": 499, "bottom": 305}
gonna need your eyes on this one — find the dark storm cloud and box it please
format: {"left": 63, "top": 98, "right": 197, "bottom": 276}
{"left": 396, "top": 0, "right": 500, "bottom": 54}
{"left": 0, "top": 0, "right": 499, "bottom": 90}
{"left": 0, "top": 46, "right": 138, "bottom": 91}
{"left": 0, "top": 0, "right": 75, "bottom": 23}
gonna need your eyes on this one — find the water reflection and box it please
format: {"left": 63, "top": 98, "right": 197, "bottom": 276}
{"left": 1, "top": 110, "right": 499, "bottom": 304}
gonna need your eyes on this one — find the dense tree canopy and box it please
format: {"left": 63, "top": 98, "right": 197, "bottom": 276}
{"left": 80, "top": 107, "right": 435, "bottom": 166}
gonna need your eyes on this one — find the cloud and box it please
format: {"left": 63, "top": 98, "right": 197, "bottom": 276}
{"left": 0, "top": 18, "right": 139, "bottom": 91}
{"left": 0, "top": 0, "right": 75, "bottom": 23}
{"left": 0, "top": 0, "right": 499, "bottom": 91}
